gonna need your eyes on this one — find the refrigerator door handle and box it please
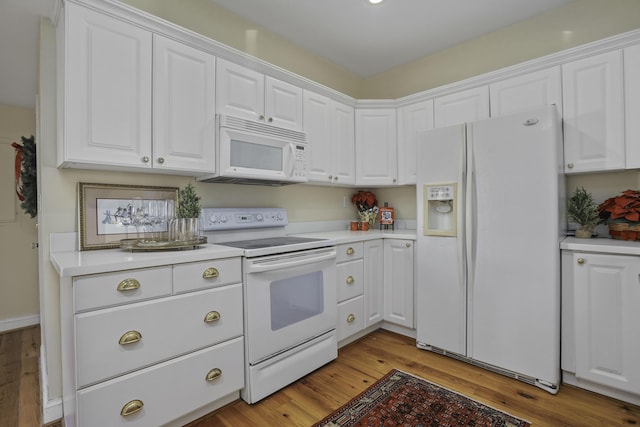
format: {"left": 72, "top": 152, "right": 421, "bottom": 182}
{"left": 457, "top": 130, "right": 466, "bottom": 296}
{"left": 465, "top": 128, "right": 475, "bottom": 299}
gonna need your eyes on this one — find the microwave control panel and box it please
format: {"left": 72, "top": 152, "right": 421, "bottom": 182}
{"left": 292, "top": 144, "right": 308, "bottom": 179}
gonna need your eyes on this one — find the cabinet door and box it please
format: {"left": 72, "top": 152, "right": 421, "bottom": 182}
{"left": 363, "top": 239, "right": 384, "bottom": 327}
{"left": 153, "top": 35, "right": 216, "bottom": 173}
{"left": 383, "top": 239, "right": 414, "bottom": 328}
{"left": 62, "top": 3, "right": 152, "bottom": 168}
{"left": 355, "top": 109, "right": 397, "bottom": 186}
{"left": 573, "top": 253, "right": 640, "bottom": 394}
{"left": 332, "top": 102, "right": 356, "bottom": 185}
{"left": 434, "top": 86, "right": 489, "bottom": 127}
{"left": 216, "top": 58, "right": 264, "bottom": 121}
{"left": 303, "top": 91, "right": 333, "bottom": 183}
{"left": 490, "top": 67, "right": 562, "bottom": 117}
{"left": 397, "top": 100, "right": 434, "bottom": 185}
{"left": 562, "top": 51, "right": 624, "bottom": 173}
{"left": 625, "top": 44, "right": 640, "bottom": 169}
{"left": 265, "top": 76, "right": 303, "bottom": 130}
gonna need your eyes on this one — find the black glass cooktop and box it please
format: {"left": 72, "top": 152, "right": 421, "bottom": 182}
{"left": 220, "top": 236, "right": 328, "bottom": 250}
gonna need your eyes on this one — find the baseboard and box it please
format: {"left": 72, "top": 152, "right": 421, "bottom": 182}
{"left": 40, "top": 344, "right": 63, "bottom": 424}
{"left": 0, "top": 314, "right": 39, "bottom": 333}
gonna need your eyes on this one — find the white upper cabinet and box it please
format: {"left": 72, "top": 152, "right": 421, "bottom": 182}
{"left": 216, "top": 58, "right": 302, "bottom": 130}
{"left": 489, "top": 67, "right": 562, "bottom": 117}
{"left": 562, "top": 50, "right": 625, "bottom": 174}
{"left": 355, "top": 108, "right": 397, "bottom": 186}
{"left": 434, "top": 86, "right": 489, "bottom": 127}
{"left": 397, "top": 100, "right": 434, "bottom": 185}
{"left": 624, "top": 44, "right": 640, "bottom": 169}
{"left": 59, "top": 2, "right": 152, "bottom": 169}
{"left": 153, "top": 35, "right": 216, "bottom": 174}
{"left": 303, "top": 91, "right": 355, "bottom": 185}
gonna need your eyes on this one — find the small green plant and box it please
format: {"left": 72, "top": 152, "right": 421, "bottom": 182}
{"left": 568, "top": 187, "right": 600, "bottom": 230}
{"left": 176, "top": 183, "right": 202, "bottom": 218}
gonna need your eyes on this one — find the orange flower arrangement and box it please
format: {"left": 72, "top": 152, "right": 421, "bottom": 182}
{"left": 352, "top": 190, "right": 378, "bottom": 212}
{"left": 598, "top": 189, "right": 640, "bottom": 223}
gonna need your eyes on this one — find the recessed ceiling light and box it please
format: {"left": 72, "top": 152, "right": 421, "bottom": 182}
{"left": 369, "top": 0, "right": 383, "bottom": 4}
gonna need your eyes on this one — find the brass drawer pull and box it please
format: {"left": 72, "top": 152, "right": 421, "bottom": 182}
{"left": 202, "top": 267, "right": 219, "bottom": 279}
{"left": 346, "top": 247, "right": 355, "bottom": 255}
{"left": 204, "top": 311, "right": 221, "bottom": 323}
{"left": 577, "top": 258, "right": 585, "bottom": 264}
{"left": 120, "top": 399, "right": 144, "bottom": 417}
{"left": 117, "top": 278, "right": 140, "bottom": 292}
{"left": 206, "top": 368, "right": 222, "bottom": 382}
{"left": 119, "top": 330, "right": 142, "bottom": 346}
{"left": 346, "top": 275, "right": 355, "bottom": 284}
{"left": 347, "top": 313, "right": 356, "bottom": 323}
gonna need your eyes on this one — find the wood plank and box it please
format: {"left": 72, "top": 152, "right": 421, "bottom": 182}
{"left": 0, "top": 329, "right": 22, "bottom": 427}
{"left": 18, "top": 326, "right": 40, "bottom": 426}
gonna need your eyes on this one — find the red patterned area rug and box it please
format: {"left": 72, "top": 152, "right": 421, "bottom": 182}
{"left": 313, "top": 369, "right": 531, "bottom": 427}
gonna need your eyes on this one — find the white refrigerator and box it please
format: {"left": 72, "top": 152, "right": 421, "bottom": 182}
{"left": 415, "top": 106, "right": 564, "bottom": 394}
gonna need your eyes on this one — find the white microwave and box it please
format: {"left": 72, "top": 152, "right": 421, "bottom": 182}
{"left": 198, "top": 115, "right": 309, "bottom": 185}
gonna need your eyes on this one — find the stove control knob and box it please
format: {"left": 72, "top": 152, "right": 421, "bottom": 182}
{"left": 209, "top": 215, "right": 219, "bottom": 224}
{"left": 276, "top": 212, "right": 284, "bottom": 221}
{"left": 256, "top": 214, "right": 264, "bottom": 221}
{"left": 220, "top": 215, "right": 228, "bottom": 223}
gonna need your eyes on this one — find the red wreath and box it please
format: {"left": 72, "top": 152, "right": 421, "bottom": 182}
{"left": 11, "top": 142, "right": 25, "bottom": 201}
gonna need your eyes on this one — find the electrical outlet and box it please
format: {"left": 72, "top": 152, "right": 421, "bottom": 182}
{"left": 343, "top": 196, "right": 348, "bottom": 208}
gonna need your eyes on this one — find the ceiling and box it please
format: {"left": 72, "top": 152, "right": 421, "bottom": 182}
{"left": 0, "top": 0, "right": 573, "bottom": 109}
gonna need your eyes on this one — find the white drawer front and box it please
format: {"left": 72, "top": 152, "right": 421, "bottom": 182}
{"left": 77, "top": 337, "right": 244, "bottom": 427}
{"left": 336, "top": 260, "right": 364, "bottom": 303}
{"left": 73, "top": 267, "right": 172, "bottom": 313}
{"left": 173, "top": 257, "right": 242, "bottom": 294}
{"left": 336, "top": 242, "right": 364, "bottom": 263}
{"left": 337, "top": 296, "right": 364, "bottom": 342}
{"left": 75, "top": 284, "right": 243, "bottom": 388}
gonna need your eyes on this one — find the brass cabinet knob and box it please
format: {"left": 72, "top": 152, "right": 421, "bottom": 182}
{"left": 142, "top": 156, "right": 150, "bottom": 163}
{"left": 119, "top": 330, "right": 142, "bottom": 346}
{"left": 405, "top": 243, "right": 411, "bottom": 248}
{"left": 259, "top": 114, "right": 265, "bottom": 121}
{"left": 121, "top": 399, "right": 144, "bottom": 417}
{"left": 206, "top": 368, "right": 222, "bottom": 382}
{"left": 268, "top": 117, "right": 273, "bottom": 123}
{"left": 346, "top": 275, "right": 355, "bottom": 284}
{"left": 117, "top": 278, "right": 140, "bottom": 292}
{"left": 157, "top": 157, "right": 165, "bottom": 164}
{"left": 328, "top": 175, "right": 333, "bottom": 180}
{"left": 568, "top": 163, "right": 574, "bottom": 169}
{"left": 577, "top": 258, "right": 585, "bottom": 264}
{"left": 202, "top": 267, "right": 219, "bottom": 279}
{"left": 346, "top": 313, "right": 356, "bottom": 323}
{"left": 346, "top": 247, "right": 355, "bottom": 255}
{"left": 334, "top": 176, "right": 338, "bottom": 181}
{"left": 204, "top": 310, "right": 221, "bottom": 323}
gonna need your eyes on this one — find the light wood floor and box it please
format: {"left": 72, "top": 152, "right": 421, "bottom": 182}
{"left": 4, "top": 326, "right": 639, "bottom": 426}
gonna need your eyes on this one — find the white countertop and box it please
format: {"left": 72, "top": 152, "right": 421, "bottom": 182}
{"left": 292, "top": 229, "right": 417, "bottom": 244}
{"left": 51, "top": 244, "right": 244, "bottom": 278}
{"left": 561, "top": 236, "right": 640, "bottom": 256}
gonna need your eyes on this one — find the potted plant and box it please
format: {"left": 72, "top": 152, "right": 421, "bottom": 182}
{"left": 568, "top": 187, "right": 599, "bottom": 238}
{"left": 597, "top": 189, "right": 640, "bottom": 240}
{"left": 171, "top": 183, "right": 202, "bottom": 241}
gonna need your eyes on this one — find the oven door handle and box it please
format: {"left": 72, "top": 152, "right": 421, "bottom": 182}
{"left": 246, "top": 250, "right": 336, "bottom": 273}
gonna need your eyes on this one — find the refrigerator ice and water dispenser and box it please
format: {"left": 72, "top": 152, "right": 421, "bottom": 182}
{"left": 423, "top": 183, "right": 457, "bottom": 236}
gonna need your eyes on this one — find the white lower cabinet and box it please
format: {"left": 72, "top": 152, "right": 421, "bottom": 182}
{"left": 383, "top": 239, "right": 414, "bottom": 328}
{"left": 77, "top": 337, "right": 244, "bottom": 426}
{"left": 336, "top": 243, "right": 364, "bottom": 342}
{"left": 363, "top": 239, "right": 384, "bottom": 327}
{"left": 62, "top": 256, "right": 244, "bottom": 426}
{"left": 562, "top": 249, "right": 640, "bottom": 402}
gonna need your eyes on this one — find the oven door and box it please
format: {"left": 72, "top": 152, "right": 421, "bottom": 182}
{"left": 244, "top": 247, "right": 337, "bottom": 364}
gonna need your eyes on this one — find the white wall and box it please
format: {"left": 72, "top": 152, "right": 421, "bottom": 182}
{"left": 0, "top": 104, "right": 39, "bottom": 332}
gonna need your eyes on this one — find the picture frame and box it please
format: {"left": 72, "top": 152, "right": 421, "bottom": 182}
{"left": 78, "top": 182, "right": 178, "bottom": 251}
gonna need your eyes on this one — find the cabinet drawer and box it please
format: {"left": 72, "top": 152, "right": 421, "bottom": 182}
{"left": 77, "top": 337, "right": 244, "bottom": 427}
{"left": 173, "top": 258, "right": 241, "bottom": 294}
{"left": 75, "top": 284, "right": 243, "bottom": 388}
{"left": 336, "top": 242, "right": 363, "bottom": 263}
{"left": 336, "top": 260, "right": 364, "bottom": 302}
{"left": 337, "top": 296, "right": 364, "bottom": 342}
{"left": 73, "top": 267, "right": 172, "bottom": 313}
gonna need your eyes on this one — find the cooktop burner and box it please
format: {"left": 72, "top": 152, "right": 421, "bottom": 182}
{"left": 220, "top": 236, "right": 328, "bottom": 250}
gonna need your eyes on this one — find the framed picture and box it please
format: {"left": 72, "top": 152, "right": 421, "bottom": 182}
{"left": 78, "top": 182, "right": 178, "bottom": 250}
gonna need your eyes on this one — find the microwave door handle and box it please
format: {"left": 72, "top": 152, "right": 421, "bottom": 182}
{"left": 288, "top": 144, "right": 296, "bottom": 177}
{"left": 247, "top": 250, "right": 336, "bottom": 273}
